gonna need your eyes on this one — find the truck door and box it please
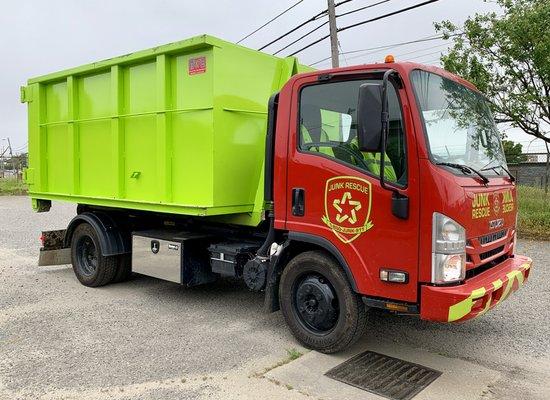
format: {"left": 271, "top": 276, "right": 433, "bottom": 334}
{"left": 284, "top": 72, "right": 420, "bottom": 303}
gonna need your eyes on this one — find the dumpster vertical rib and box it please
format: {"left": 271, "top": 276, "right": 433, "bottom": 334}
{"left": 67, "top": 75, "right": 80, "bottom": 195}
{"left": 111, "top": 65, "right": 125, "bottom": 198}
{"left": 37, "top": 84, "right": 48, "bottom": 192}
{"left": 156, "top": 54, "right": 172, "bottom": 203}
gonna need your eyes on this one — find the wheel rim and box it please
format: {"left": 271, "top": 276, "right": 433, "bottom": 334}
{"left": 293, "top": 273, "right": 339, "bottom": 334}
{"left": 76, "top": 236, "right": 98, "bottom": 277}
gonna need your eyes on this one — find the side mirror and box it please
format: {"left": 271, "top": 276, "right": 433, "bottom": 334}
{"left": 357, "top": 83, "right": 383, "bottom": 152}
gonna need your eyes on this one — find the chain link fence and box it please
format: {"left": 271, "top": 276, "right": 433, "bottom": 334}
{"left": 508, "top": 152, "right": 550, "bottom": 192}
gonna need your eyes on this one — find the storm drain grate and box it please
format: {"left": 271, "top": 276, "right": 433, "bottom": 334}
{"left": 325, "top": 351, "right": 442, "bottom": 400}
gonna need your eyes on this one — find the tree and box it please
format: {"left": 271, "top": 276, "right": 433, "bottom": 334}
{"left": 502, "top": 139, "right": 527, "bottom": 164}
{"left": 435, "top": 0, "right": 550, "bottom": 147}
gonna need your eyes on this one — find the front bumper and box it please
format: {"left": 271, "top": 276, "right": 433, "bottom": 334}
{"left": 420, "top": 255, "right": 532, "bottom": 322}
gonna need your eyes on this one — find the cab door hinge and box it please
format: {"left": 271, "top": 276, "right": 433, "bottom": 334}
{"left": 20, "top": 86, "right": 33, "bottom": 103}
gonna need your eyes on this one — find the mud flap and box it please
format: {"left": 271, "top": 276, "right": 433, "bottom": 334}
{"left": 263, "top": 241, "right": 290, "bottom": 313}
{"left": 38, "top": 229, "right": 71, "bottom": 266}
{"left": 38, "top": 248, "right": 71, "bottom": 266}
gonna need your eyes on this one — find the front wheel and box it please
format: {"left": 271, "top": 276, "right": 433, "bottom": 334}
{"left": 279, "top": 251, "right": 367, "bottom": 353}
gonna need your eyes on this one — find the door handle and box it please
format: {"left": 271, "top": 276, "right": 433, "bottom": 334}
{"left": 292, "top": 188, "right": 305, "bottom": 216}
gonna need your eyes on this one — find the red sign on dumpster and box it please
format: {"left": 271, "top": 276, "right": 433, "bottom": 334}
{"left": 189, "top": 56, "right": 206, "bottom": 75}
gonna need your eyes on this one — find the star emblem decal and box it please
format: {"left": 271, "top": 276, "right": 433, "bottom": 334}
{"left": 333, "top": 192, "right": 362, "bottom": 225}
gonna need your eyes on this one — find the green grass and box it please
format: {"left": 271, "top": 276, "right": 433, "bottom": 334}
{"left": 517, "top": 185, "right": 550, "bottom": 240}
{"left": 286, "top": 348, "right": 303, "bottom": 361}
{"left": 0, "top": 178, "right": 27, "bottom": 196}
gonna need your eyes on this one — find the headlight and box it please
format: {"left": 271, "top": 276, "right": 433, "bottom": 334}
{"left": 432, "top": 213, "right": 466, "bottom": 284}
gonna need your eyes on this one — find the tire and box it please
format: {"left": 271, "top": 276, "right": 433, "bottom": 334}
{"left": 279, "top": 250, "right": 367, "bottom": 353}
{"left": 70, "top": 223, "right": 117, "bottom": 287}
{"left": 112, "top": 254, "right": 132, "bottom": 283}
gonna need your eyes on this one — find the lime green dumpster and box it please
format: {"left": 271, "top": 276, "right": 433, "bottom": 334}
{"left": 22, "top": 35, "right": 311, "bottom": 226}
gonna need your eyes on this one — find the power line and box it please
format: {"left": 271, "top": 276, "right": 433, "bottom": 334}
{"left": 289, "top": 0, "right": 442, "bottom": 56}
{"left": 336, "top": 0, "right": 391, "bottom": 18}
{"left": 258, "top": 0, "right": 355, "bottom": 51}
{"left": 339, "top": 0, "right": 441, "bottom": 32}
{"left": 375, "top": 41, "right": 447, "bottom": 59}
{"left": 338, "top": 40, "right": 349, "bottom": 66}
{"left": 267, "top": 0, "right": 390, "bottom": 57}
{"left": 258, "top": 9, "right": 327, "bottom": 51}
{"left": 406, "top": 49, "right": 447, "bottom": 61}
{"left": 273, "top": 20, "right": 329, "bottom": 55}
{"left": 316, "top": 39, "right": 450, "bottom": 67}
{"left": 237, "top": 0, "right": 305, "bottom": 44}
{"left": 310, "top": 32, "right": 459, "bottom": 66}
{"left": 335, "top": 0, "right": 355, "bottom": 7}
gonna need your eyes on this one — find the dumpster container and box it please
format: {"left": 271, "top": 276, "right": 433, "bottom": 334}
{"left": 22, "top": 35, "right": 311, "bottom": 226}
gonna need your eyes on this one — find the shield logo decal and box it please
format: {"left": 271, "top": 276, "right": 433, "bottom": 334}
{"left": 322, "top": 176, "right": 374, "bottom": 244}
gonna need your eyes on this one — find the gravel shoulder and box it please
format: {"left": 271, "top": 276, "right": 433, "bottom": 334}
{"left": 0, "top": 196, "right": 548, "bottom": 399}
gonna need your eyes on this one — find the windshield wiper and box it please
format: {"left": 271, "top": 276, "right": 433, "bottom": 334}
{"left": 480, "top": 164, "right": 516, "bottom": 183}
{"left": 436, "top": 162, "right": 490, "bottom": 184}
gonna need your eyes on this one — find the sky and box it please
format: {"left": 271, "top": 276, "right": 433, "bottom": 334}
{"left": 0, "top": 0, "right": 546, "bottom": 154}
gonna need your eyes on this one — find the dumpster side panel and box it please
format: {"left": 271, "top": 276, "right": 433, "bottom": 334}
{"left": 122, "top": 61, "right": 158, "bottom": 202}
{"left": 77, "top": 71, "right": 116, "bottom": 198}
{"left": 170, "top": 49, "right": 214, "bottom": 207}
{"left": 212, "top": 45, "right": 280, "bottom": 210}
{"left": 44, "top": 81, "right": 71, "bottom": 194}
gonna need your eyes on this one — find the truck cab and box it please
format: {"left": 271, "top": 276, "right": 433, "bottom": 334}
{"left": 266, "top": 60, "right": 531, "bottom": 348}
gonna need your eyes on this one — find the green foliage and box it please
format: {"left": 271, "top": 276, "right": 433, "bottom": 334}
{"left": 517, "top": 185, "right": 550, "bottom": 240}
{"left": 0, "top": 178, "right": 27, "bottom": 196}
{"left": 502, "top": 140, "right": 527, "bottom": 163}
{"left": 286, "top": 348, "right": 303, "bottom": 361}
{"left": 435, "top": 0, "right": 550, "bottom": 145}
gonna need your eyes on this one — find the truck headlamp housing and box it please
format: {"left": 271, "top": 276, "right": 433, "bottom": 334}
{"left": 432, "top": 213, "right": 466, "bottom": 284}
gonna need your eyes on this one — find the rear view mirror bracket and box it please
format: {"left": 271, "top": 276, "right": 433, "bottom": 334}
{"left": 357, "top": 69, "right": 409, "bottom": 219}
{"left": 380, "top": 70, "right": 408, "bottom": 219}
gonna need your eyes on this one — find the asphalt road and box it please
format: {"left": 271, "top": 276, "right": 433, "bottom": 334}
{"left": 0, "top": 196, "right": 549, "bottom": 399}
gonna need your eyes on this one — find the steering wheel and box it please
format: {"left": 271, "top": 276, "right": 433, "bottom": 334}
{"left": 303, "top": 141, "right": 370, "bottom": 170}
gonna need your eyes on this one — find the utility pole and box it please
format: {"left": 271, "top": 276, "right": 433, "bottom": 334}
{"left": 0, "top": 140, "right": 5, "bottom": 179}
{"left": 6, "top": 138, "right": 12, "bottom": 159}
{"left": 7, "top": 138, "right": 12, "bottom": 176}
{"left": 327, "top": 0, "right": 339, "bottom": 68}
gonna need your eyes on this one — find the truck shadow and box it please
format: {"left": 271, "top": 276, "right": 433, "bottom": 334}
{"left": 40, "top": 266, "right": 533, "bottom": 365}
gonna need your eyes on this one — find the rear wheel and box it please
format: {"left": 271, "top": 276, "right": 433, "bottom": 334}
{"left": 71, "top": 223, "right": 117, "bottom": 287}
{"left": 112, "top": 254, "right": 132, "bottom": 283}
{"left": 279, "top": 251, "right": 367, "bottom": 353}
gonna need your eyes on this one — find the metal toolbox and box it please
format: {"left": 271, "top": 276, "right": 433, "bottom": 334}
{"left": 131, "top": 230, "right": 214, "bottom": 285}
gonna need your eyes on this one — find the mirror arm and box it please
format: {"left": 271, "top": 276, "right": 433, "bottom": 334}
{"left": 379, "top": 69, "right": 409, "bottom": 220}
{"left": 379, "top": 69, "right": 394, "bottom": 194}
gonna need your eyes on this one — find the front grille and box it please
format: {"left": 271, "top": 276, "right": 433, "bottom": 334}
{"left": 466, "top": 229, "right": 512, "bottom": 277}
{"left": 479, "top": 229, "right": 507, "bottom": 245}
{"left": 465, "top": 254, "right": 508, "bottom": 279}
{"left": 479, "top": 245, "right": 505, "bottom": 260}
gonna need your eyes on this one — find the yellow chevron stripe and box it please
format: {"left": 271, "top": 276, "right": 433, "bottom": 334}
{"left": 448, "top": 287, "right": 486, "bottom": 322}
{"left": 447, "top": 262, "right": 531, "bottom": 322}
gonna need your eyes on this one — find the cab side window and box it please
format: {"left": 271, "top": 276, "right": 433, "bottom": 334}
{"left": 299, "top": 79, "right": 407, "bottom": 185}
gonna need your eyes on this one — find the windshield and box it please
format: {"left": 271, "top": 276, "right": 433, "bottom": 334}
{"left": 410, "top": 70, "right": 507, "bottom": 176}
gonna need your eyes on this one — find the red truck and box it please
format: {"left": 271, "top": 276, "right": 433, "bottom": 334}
{"left": 26, "top": 37, "right": 532, "bottom": 353}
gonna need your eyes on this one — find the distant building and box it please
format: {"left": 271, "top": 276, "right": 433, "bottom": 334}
{"left": 525, "top": 154, "right": 541, "bottom": 162}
